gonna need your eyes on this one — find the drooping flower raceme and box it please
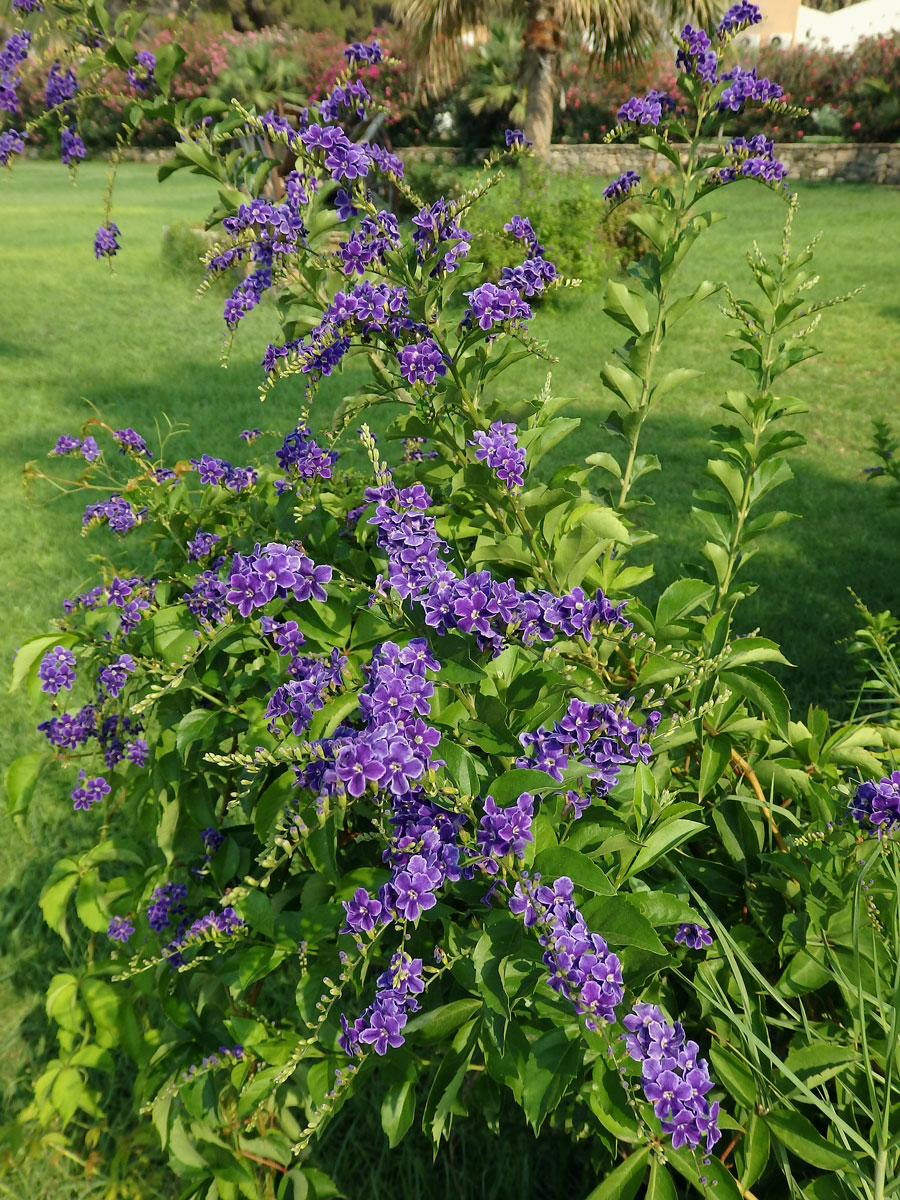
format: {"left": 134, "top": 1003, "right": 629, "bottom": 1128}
{"left": 622, "top": 1003, "right": 721, "bottom": 1152}
{"left": 850, "top": 771, "right": 900, "bottom": 834}
{"left": 469, "top": 421, "right": 526, "bottom": 489}
{"left": 603, "top": 170, "right": 640, "bottom": 202}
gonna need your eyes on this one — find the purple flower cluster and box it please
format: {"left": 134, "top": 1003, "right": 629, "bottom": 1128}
{"left": 275, "top": 426, "right": 337, "bottom": 486}
{"left": 339, "top": 951, "right": 423, "bottom": 1056}
{"left": 411, "top": 197, "right": 471, "bottom": 275}
{"left": 60, "top": 127, "right": 86, "bottom": 166}
{"left": 164, "top": 906, "right": 246, "bottom": 966}
{"left": 45, "top": 62, "right": 77, "bottom": 109}
{"left": 397, "top": 338, "right": 448, "bottom": 386}
{"left": 224, "top": 542, "right": 332, "bottom": 619}
{"left": 617, "top": 91, "right": 669, "bottom": 126}
{"left": 623, "top": 1003, "right": 721, "bottom": 1151}
{"left": 83, "top": 495, "right": 146, "bottom": 535}
{"left": 147, "top": 882, "right": 188, "bottom": 932}
{"left": 189, "top": 454, "right": 257, "bottom": 493}
{"left": 717, "top": 1, "right": 762, "bottom": 38}
{"left": 38, "top": 645, "right": 76, "bottom": 694}
{"left": 181, "top": 1045, "right": 245, "bottom": 1081}
{"left": 53, "top": 432, "right": 99, "bottom": 460}
{"left": 71, "top": 770, "right": 111, "bottom": 811}
{"left": 127, "top": 49, "right": 156, "bottom": 94}
{"left": 185, "top": 565, "right": 230, "bottom": 627}
{"left": 97, "top": 653, "right": 136, "bottom": 699}
{"left": 470, "top": 420, "right": 526, "bottom": 489}
{"left": 718, "top": 135, "right": 789, "bottom": 185}
{"left": 510, "top": 875, "right": 623, "bottom": 1030}
{"left": 12, "top": 0, "right": 43, "bottom": 11}
{"left": 465, "top": 281, "right": 532, "bottom": 332}
{"left": 187, "top": 529, "right": 221, "bottom": 561}
{"left": 517, "top": 697, "right": 660, "bottom": 810}
{"left": 717, "top": 66, "right": 784, "bottom": 113}
{"left": 265, "top": 649, "right": 346, "bottom": 737}
{"left": 223, "top": 245, "right": 272, "bottom": 329}
{"left": 113, "top": 427, "right": 151, "bottom": 456}
{"left": 99, "top": 713, "right": 146, "bottom": 769}
{"left": 301, "top": 123, "right": 371, "bottom": 183}
{"left": 104, "top": 576, "right": 151, "bottom": 634}
{"left": 239, "top": 427, "right": 261, "bottom": 443}
{"left": 94, "top": 222, "right": 121, "bottom": 259}
{"left": 320, "top": 78, "right": 371, "bottom": 122}
{"left": 675, "top": 924, "right": 713, "bottom": 950}
{"left": 338, "top": 209, "right": 401, "bottom": 275}
{"left": 0, "top": 30, "right": 30, "bottom": 114}
{"left": 366, "top": 478, "right": 630, "bottom": 653}
{"left": 107, "top": 915, "right": 134, "bottom": 943}
{"left": 476, "top": 793, "right": 534, "bottom": 873}
{"left": 505, "top": 129, "right": 532, "bottom": 148}
{"left": 262, "top": 280, "right": 411, "bottom": 385}
{"left": 344, "top": 40, "right": 383, "bottom": 66}
{"left": 849, "top": 770, "right": 900, "bottom": 833}
{"left": 38, "top": 704, "right": 97, "bottom": 750}
{"left": 401, "top": 437, "right": 438, "bottom": 464}
{"left": 0, "top": 128, "right": 27, "bottom": 166}
{"left": 603, "top": 170, "right": 640, "bottom": 201}
{"left": 676, "top": 25, "right": 718, "bottom": 84}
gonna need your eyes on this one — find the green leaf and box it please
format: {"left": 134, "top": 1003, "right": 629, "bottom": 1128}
{"left": 404, "top": 999, "right": 482, "bottom": 1044}
{"left": 603, "top": 280, "right": 650, "bottom": 335}
{"left": 764, "top": 1109, "right": 857, "bottom": 1172}
{"left": 584, "top": 895, "right": 666, "bottom": 955}
{"left": 646, "top": 1160, "right": 677, "bottom": 1200}
{"left": 655, "top": 578, "right": 714, "bottom": 630}
{"left": 533, "top": 847, "right": 614, "bottom": 896}
{"left": 720, "top": 665, "right": 791, "bottom": 740}
{"left": 439, "top": 742, "right": 484, "bottom": 795}
{"left": 175, "top": 708, "right": 218, "bottom": 758}
{"left": 664, "top": 279, "right": 721, "bottom": 327}
{"left": 40, "top": 859, "right": 79, "bottom": 945}
{"left": 521, "top": 1028, "right": 581, "bottom": 1133}
{"left": 381, "top": 1077, "right": 416, "bottom": 1149}
{"left": 650, "top": 367, "right": 701, "bottom": 404}
{"left": 485, "top": 768, "right": 558, "bottom": 805}
{"left": 783, "top": 1044, "right": 858, "bottom": 1091}
{"left": 582, "top": 1146, "right": 649, "bottom": 1200}
{"left": 590, "top": 1060, "right": 640, "bottom": 1141}
{"left": 740, "top": 1114, "right": 770, "bottom": 1191}
{"left": 627, "top": 819, "right": 707, "bottom": 877}
{"left": 624, "top": 891, "right": 703, "bottom": 928}
{"left": 422, "top": 1018, "right": 479, "bottom": 1145}
{"left": 700, "top": 734, "right": 732, "bottom": 799}
{"left": 5, "top": 752, "right": 47, "bottom": 818}
{"left": 709, "top": 1043, "right": 757, "bottom": 1109}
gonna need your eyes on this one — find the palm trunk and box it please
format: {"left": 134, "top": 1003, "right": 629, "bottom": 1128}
{"left": 522, "top": 1, "right": 563, "bottom": 154}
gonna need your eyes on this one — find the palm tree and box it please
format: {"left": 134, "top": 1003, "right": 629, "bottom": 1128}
{"left": 391, "top": 0, "right": 722, "bottom": 152}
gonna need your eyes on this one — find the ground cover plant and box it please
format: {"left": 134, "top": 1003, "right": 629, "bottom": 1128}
{"left": 4, "top": 4, "right": 900, "bottom": 1199}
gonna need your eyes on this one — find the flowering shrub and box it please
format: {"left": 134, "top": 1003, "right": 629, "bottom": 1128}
{"left": 6, "top": 3, "right": 900, "bottom": 1198}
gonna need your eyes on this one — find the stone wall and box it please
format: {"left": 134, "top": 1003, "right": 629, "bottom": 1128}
{"left": 400, "top": 142, "right": 900, "bottom": 184}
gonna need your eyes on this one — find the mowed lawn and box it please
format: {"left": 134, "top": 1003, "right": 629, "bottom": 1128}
{"left": 0, "top": 158, "right": 899, "bottom": 1196}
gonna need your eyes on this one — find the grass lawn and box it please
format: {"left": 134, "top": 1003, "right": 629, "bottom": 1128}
{"left": 1, "top": 159, "right": 898, "bottom": 1195}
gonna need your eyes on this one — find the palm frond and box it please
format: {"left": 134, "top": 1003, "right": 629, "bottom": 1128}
{"left": 391, "top": 0, "right": 503, "bottom": 92}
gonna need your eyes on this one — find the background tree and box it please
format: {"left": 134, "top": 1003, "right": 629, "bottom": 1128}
{"left": 391, "top": 0, "right": 722, "bottom": 150}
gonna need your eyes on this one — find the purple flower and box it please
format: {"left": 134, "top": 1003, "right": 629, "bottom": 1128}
{"left": 717, "top": 66, "right": 784, "bottom": 113}
{"left": 187, "top": 529, "right": 221, "bottom": 561}
{"left": 344, "top": 40, "right": 383, "bottom": 66}
{"left": 850, "top": 770, "right": 900, "bottom": 833}
{"left": 45, "top": 62, "right": 78, "bottom": 109}
{"left": 465, "top": 281, "right": 531, "bottom": 331}
{"left": 94, "top": 222, "right": 121, "bottom": 259}
{"left": 676, "top": 25, "right": 718, "bottom": 84}
{"left": 505, "top": 129, "right": 532, "bottom": 147}
{"left": 622, "top": 1003, "right": 721, "bottom": 1153}
{"left": 71, "top": 771, "right": 111, "bottom": 811}
{"left": 342, "top": 886, "right": 384, "bottom": 934}
{"left": 107, "top": 915, "right": 134, "bottom": 942}
{"left": 675, "top": 924, "right": 713, "bottom": 950}
{"left": 147, "top": 882, "right": 187, "bottom": 932}
{"left": 52, "top": 434, "right": 82, "bottom": 456}
{"left": 339, "top": 952, "right": 423, "bottom": 1058}
{"left": 397, "top": 338, "right": 448, "bottom": 386}
{"left": 275, "top": 426, "right": 337, "bottom": 483}
{"left": 617, "top": 93, "right": 665, "bottom": 126}
{"left": 477, "top": 793, "right": 534, "bottom": 872}
{"left": 239, "top": 427, "right": 261, "bottom": 443}
{"left": 98, "top": 653, "right": 136, "bottom": 699}
{"left": 60, "top": 128, "right": 86, "bottom": 166}
{"left": 603, "top": 170, "right": 640, "bottom": 201}
{"left": 717, "top": 1, "right": 762, "bottom": 38}
{"left": 126, "top": 738, "right": 149, "bottom": 766}
{"left": 0, "top": 128, "right": 27, "bottom": 167}
{"left": 81, "top": 435, "right": 100, "bottom": 461}
{"left": 113, "top": 427, "right": 151, "bottom": 457}
{"left": 127, "top": 50, "right": 156, "bottom": 94}
{"left": 470, "top": 421, "right": 526, "bottom": 489}
{"left": 12, "top": 0, "right": 44, "bottom": 11}
{"left": 38, "top": 645, "right": 76, "bottom": 695}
